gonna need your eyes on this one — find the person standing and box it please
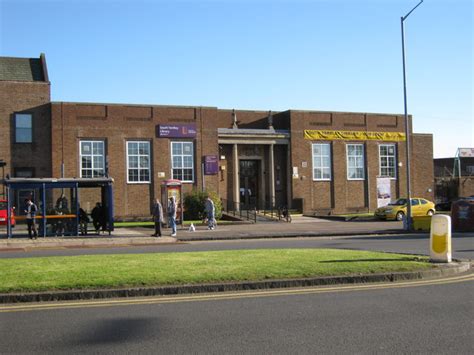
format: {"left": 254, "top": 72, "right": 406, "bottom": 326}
{"left": 24, "top": 198, "right": 38, "bottom": 239}
{"left": 167, "top": 196, "right": 177, "bottom": 237}
{"left": 204, "top": 196, "right": 216, "bottom": 230}
{"left": 91, "top": 202, "right": 102, "bottom": 234}
{"left": 151, "top": 198, "right": 164, "bottom": 237}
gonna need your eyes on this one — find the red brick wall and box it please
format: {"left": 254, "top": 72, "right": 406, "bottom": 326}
{"left": 0, "top": 81, "right": 51, "bottom": 179}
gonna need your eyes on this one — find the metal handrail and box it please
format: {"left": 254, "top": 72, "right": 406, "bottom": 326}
{"left": 221, "top": 199, "right": 257, "bottom": 223}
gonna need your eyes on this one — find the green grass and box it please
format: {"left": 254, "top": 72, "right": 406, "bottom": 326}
{"left": 0, "top": 249, "right": 431, "bottom": 293}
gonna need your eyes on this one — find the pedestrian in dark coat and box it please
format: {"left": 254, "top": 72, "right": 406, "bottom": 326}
{"left": 151, "top": 198, "right": 164, "bottom": 237}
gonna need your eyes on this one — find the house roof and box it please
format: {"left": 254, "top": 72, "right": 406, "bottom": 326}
{"left": 0, "top": 54, "right": 48, "bottom": 82}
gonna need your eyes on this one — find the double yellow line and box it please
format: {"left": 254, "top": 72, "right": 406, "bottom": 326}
{"left": 1, "top": 273, "right": 473, "bottom": 313}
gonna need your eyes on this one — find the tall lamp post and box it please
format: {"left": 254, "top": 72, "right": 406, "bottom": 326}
{"left": 401, "top": 0, "right": 423, "bottom": 231}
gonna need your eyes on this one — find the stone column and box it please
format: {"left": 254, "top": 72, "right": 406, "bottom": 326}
{"left": 233, "top": 144, "right": 240, "bottom": 211}
{"left": 269, "top": 144, "right": 275, "bottom": 207}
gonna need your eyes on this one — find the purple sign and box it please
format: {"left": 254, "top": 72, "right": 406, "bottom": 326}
{"left": 156, "top": 124, "right": 197, "bottom": 138}
{"left": 204, "top": 155, "right": 218, "bottom": 175}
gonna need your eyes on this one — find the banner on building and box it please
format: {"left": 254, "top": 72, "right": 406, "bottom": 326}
{"left": 156, "top": 124, "right": 197, "bottom": 138}
{"left": 304, "top": 130, "right": 406, "bottom": 142}
{"left": 204, "top": 155, "right": 218, "bottom": 175}
{"left": 376, "top": 177, "right": 392, "bottom": 208}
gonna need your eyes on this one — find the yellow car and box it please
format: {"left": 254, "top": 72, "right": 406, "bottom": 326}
{"left": 374, "top": 198, "right": 435, "bottom": 221}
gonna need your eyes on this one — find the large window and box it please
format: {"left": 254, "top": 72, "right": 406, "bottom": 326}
{"left": 80, "top": 141, "right": 105, "bottom": 178}
{"left": 15, "top": 113, "right": 32, "bottom": 143}
{"left": 171, "top": 142, "right": 194, "bottom": 182}
{"left": 346, "top": 144, "right": 365, "bottom": 180}
{"left": 312, "top": 143, "right": 331, "bottom": 180}
{"left": 379, "top": 144, "right": 397, "bottom": 178}
{"left": 127, "top": 141, "right": 150, "bottom": 183}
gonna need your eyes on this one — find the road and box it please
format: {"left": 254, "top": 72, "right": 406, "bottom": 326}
{"left": 1, "top": 233, "right": 473, "bottom": 260}
{"left": 1, "top": 273, "right": 473, "bottom": 354}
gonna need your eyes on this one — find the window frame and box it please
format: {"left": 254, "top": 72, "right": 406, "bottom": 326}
{"left": 14, "top": 113, "right": 33, "bottom": 143}
{"left": 312, "top": 143, "right": 332, "bottom": 181}
{"left": 79, "top": 140, "right": 106, "bottom": 178}
{"left": 378, "top": 144, "right": 397, "bottom": 179}
{"left": 171, "top": 141, "right": 195, "bottom": 183}
{"left": 126, "top": 140, "right": 151, "bottom": 184}
{"left": 346, "top": 143, "right": 365, "bottom": 180}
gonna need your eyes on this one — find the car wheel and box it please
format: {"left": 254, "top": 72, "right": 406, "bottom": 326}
{"left": 396, "top": 211, "right": 405, "bottom": 221}
{"left": 427, "top": 209, "right": 434, "bottom": 216}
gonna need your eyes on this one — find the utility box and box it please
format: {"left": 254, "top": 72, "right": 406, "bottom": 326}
{"left": 430, "top": 214, "right": 451, "bottom": 263}
{"left": 451, "top": 197, "right": 474, "bottom": 232}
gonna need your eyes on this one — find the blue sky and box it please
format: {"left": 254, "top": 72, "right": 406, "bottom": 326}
{"left": 1, "top": 0, "right": 472, "bottom": 158}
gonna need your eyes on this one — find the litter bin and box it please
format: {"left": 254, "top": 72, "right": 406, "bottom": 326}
{"left": 451, "top": 197, "right": 474, "bottom": 232}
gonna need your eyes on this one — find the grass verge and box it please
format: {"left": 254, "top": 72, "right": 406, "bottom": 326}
{"left": 0, "top": 249, "right": 431, "bottom": 293}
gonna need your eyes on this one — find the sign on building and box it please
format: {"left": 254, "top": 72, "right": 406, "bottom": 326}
{"left": 156, "top": 124, "right": 197, "bottom": 138}
{"left": 376, "top": 177, "right": 391, "bottom": 208}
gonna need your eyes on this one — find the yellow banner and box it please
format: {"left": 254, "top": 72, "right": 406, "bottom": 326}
{"left": 304, "top": 130, "right": 406, "bottom": 142}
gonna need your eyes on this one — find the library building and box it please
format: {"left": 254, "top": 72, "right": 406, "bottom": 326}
{"left": 0, "top": 54, "right": 435, "bottom": 221}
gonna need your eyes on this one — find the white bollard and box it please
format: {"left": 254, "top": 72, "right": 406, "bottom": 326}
{"left": 430, "top": 214, "right": 451, "bottom": 263}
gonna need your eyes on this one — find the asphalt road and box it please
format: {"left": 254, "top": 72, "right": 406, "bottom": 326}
{"left": 1, "top": 273, "right": 473, "bottom": 354}
{"left": 1, "top": 233, "right": 473, "bottom": 260}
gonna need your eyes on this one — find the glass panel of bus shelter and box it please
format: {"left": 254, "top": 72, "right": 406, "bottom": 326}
{"left": 44, "top": 187, "right": 78, "bottom": 237}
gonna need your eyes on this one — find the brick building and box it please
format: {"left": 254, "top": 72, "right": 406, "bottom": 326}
{"left": 0, "top": 54, "right": 435, "bottom": 219}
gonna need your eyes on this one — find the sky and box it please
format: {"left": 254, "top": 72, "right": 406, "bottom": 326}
{"left": 1, "top": 0, "right": 472, "bottom": 158}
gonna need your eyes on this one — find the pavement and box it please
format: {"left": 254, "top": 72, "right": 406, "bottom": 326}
{"left": 0, "top": 215, "right": 408, "bottom": 250}
{"left": 1, "top": 215, "right": 471, "bottom": 303}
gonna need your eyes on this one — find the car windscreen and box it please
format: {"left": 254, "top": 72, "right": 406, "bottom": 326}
{"left": 0, "top": 201, "right": 7, "bottom": 210}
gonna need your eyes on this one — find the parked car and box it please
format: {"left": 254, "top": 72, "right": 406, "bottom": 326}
{"left": 0, "top": 199, "right": 15, "bottom": 226}
{"left": 374, "top": 197, "right": 435, "bottom": 221}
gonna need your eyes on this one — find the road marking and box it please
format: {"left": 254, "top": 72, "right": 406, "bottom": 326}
{"left": 1, "top": 273, "right": 473, "bottom": 313}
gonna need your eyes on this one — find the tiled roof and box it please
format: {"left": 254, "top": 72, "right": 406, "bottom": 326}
{"left": 0, "top": 57, "right": 45, "bottom": 82}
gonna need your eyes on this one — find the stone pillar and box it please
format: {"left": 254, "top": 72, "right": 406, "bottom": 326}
{"left": 233, "top": 144, "right": 240, "bottom": 211}
{"left": 269, "top": 144, "right": 275, "bottom": 207}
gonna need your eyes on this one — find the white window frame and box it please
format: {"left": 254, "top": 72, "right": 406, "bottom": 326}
{"left": 80, "top": 140, "right": 105, "bottom": 178}
{"left": 379, "top": 144, "right": 397, "bottom": 179}
{"left": 171, "top": 141, "right": 194, "bottom": 183}
{"left": 126, "top": 141, "right": 151, "bottom": 183}
{"left": 346, "top": 143, "right": 365, "bottom": 180}
{"left": 312, "top": 143, "right": 332, "bottom": 181}
{"left": 15, "top": 113, "right": 33, "bottom": 143}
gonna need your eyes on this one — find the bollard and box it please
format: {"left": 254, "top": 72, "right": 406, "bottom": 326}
{"left": 430, "top": 214, "right": 451, "bottom": 263}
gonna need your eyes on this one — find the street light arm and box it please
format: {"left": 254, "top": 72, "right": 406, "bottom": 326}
{"left": 402, "top": 0, "right": 424, "bottom": 21}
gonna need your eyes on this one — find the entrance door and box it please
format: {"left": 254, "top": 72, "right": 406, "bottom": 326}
{"left": 239, "top": 160, "right": 259, "bottom": 209}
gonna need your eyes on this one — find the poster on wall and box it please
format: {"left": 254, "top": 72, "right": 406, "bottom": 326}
{"left": 204, "top": 155, "right": 218, "bottom": 175}
{"left": 376, "top": 177, "right": 391, "bottom": 208}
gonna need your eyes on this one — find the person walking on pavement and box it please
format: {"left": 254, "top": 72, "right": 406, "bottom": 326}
{"left": 204, "top": 196, "right": 216, "bottom": 230}
{"left": 167, "top": 196, "right": 177, "bottom": 237}
{"left": 24, "top": 198, "right": 38, "bottom": 239}
{"left": 151, "top": 198, "right": 164, "bottom": 237}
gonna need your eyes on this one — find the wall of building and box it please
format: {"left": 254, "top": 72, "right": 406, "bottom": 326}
{"left": 0, "top": 81, "right": 51, "bottom": 179}
{"left": 287, "top": 110, "right": 433, "bottom": 214}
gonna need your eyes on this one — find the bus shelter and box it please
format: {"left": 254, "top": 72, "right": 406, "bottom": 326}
{"left": 2, "top": 177, "right": 114, "bottom": 239}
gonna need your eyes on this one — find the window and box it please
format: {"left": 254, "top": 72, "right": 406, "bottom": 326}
{"left": 312, "top": 143, "right": 331, "bottom": 180}
{"left": 171, "top": 142, "right": 194, "bottom": 182}
{"left": 379, "top": 144, "right": 397, "bottom": 178}
{"left": 127, "top": 141, "right": 150, "bottom": 183}
{"left": 346, "top": 144, "right": 365, "bottom": 180}
{"left": 15, "top": 113, "right": 32, "bottom": 143}
{"left": 80, "top": 141, "right": 105, "bottom": 178}
{"left": 14, "top": 168, "right": 34, "bottom": 178}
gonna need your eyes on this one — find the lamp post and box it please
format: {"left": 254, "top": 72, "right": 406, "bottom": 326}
{"left": 401, "top": 0, "right": 423, "bottom": 231}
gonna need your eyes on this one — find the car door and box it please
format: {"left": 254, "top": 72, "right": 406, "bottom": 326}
{"left": 410, "top": 198, "right": 421, "bottom": 216}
